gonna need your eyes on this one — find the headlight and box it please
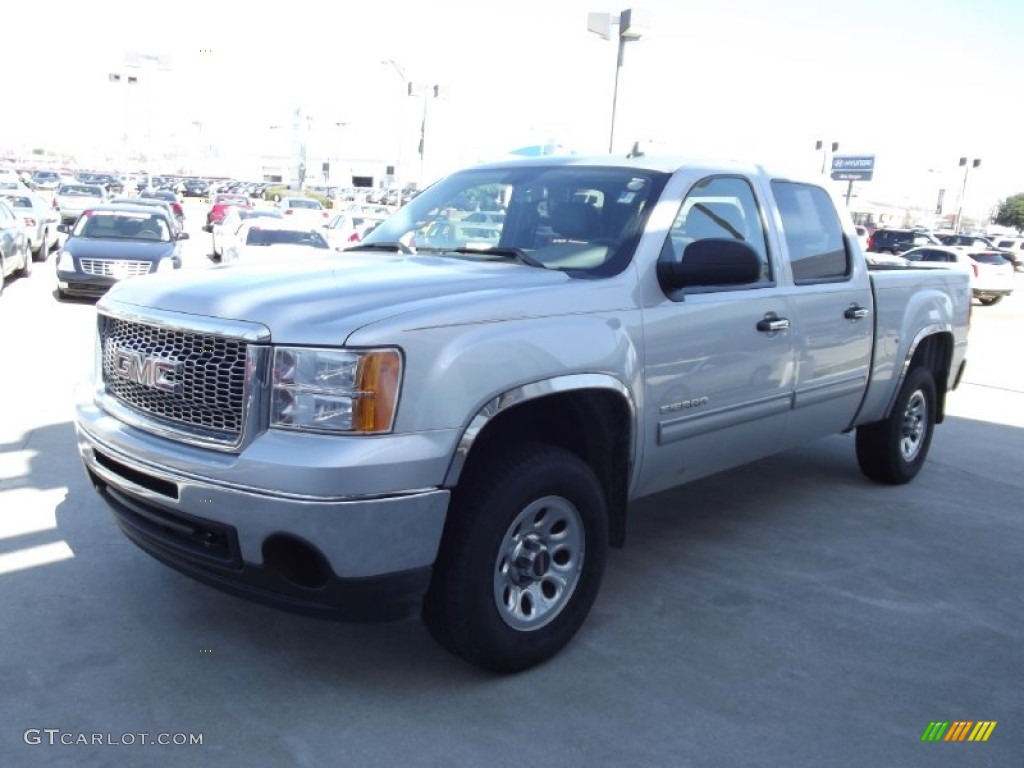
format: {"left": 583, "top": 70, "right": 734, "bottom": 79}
{"left": 56, "top": 250, "right": 75, "bottom": 272}
{"left": 271, "top": 347, "right": 402, "bottom": 433}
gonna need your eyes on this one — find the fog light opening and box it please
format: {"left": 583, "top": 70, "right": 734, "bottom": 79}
{"left": 261, "top": 534, "right": 331, "bottom": 590}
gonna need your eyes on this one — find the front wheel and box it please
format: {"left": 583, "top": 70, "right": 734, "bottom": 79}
{"left": 977, "top": 296, "right": 1003, "bottom": 306}
{"left": 856, "top": 366, "right": 936, "bottom": 485}
{"left": 423, "top": 442, "right": 608, "bottom": 673}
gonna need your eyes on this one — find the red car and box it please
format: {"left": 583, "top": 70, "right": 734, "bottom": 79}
{"left": 205, "top": 194, "right": 252, "bottom": 232}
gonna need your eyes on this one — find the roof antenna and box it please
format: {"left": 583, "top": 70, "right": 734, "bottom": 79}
{"left": 627, "top": 140, "right": 644, "bottom": 159}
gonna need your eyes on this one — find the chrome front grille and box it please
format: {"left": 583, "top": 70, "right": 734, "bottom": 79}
{"left": 100, "top": 316, "right": 251, "bottom": 443}
{"left": 81, "top": 259, "right": 152, "bottom": 277}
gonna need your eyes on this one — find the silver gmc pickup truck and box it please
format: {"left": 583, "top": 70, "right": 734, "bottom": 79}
{"left": 75, "top": 156, "right": 970, "bottom": 672}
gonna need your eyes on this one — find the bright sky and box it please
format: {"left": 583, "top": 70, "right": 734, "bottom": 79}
{"left": 5, "top": 0, "right": 1023, "bottom": 214}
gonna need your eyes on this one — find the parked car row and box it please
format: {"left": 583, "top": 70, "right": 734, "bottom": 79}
{"left": 901, "top": 245, "right": 1016, "bottom": 305}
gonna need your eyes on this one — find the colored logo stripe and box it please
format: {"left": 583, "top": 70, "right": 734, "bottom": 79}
{"left": 921, "top": 721, "right": 996, "bottom": 742}
{"left": 969, "top": 722, "right": 997, "bottom": 742}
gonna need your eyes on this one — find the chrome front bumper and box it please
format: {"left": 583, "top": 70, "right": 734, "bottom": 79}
{"left": 76, "top": 402, "right": 454, "bottom": 619}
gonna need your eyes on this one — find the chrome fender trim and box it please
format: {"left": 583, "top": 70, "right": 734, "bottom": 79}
{"left": 443, "top": 373, "right": 636, "bottom": 486}
{"left": 885, "top": 323, "right": 951, "bottom": 418}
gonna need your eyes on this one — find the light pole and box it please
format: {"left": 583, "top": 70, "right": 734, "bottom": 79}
{"left": 108, "top": 72, "right": 139, "bottom": 173}
{"left": 816, "top": 140, "right": 839, "bottom": 176}
{"left": 382, "top": 60, "right": 409, "bottom": 185}
{"left": 191, "top": 121, "right": 203, "bottom": 175}
{"left": 408, "top": 82, "right": 445, "bottom": 184}
{"left": 588, "top": 9, "right": 646, "bottom": 154}
{"left": 333, "top": 121, "right": 348, "bottom": 190}
{"left": 954, "top": 157, "right": 981, "bottom": 234}
{"left": 123, "top": 52, "right": 173, "bottom": 170}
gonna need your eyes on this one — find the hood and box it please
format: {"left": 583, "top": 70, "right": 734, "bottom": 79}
{"left": 64, "top": 237, "right": 177, "bottom": 261}
{"left": 102, "top": 252, "right": 582, "bottom": 345}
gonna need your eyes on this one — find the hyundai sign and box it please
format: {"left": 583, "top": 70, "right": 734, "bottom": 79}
{"left": 831, "top": 155, "right": 875, "bottom": 181}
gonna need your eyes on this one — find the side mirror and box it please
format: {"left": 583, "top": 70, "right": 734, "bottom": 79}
{"left": 657, "top": 239, "right": 762, "bottom": 292}
{"left": 57, "top": 223, "right": 71, "bottom": 234}
{"left": 176, "top": 231, "right": 190, "bottom": 240}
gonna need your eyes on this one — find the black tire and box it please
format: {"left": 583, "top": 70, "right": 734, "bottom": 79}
{"left": 856, "top": 367, "right": 937, "bottom": 485}
{"left": 33, "top": 237, "right": 47, "bottom": 262}
{"left": 978, "top": 296, "right": 1002, "bottom": 306}
{"left": 423, "top": 442, "right": 608, "bottom": 673}
{"left": 17, "top": 240, "right": 31, "bottom": 277}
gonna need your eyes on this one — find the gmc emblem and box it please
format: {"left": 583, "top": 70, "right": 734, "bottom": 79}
{"left": 112, "top": 349, "right": 182, "bottom": 394}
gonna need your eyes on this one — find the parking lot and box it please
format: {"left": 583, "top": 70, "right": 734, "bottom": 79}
{"left": 1, "top": 203, "right": 1021, "bottom": 767}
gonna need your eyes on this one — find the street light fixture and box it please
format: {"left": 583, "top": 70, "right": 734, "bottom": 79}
{"left": 954, "top": 157, "right": 981, "bottom": 234}
{"left": 588, "top": 9, "right": 647, "bottom": 154}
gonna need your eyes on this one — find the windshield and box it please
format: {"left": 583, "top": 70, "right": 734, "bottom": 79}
{"left": 287, "top": 199, "right": 322, "bottom": 209}
{"left": 360, "top": 164, "right": 669, "bottom": 276}
{"left": 245, "top": 228, "right": 329, "bottom": 247}
{"left": 5, "top": 196, "right": 32, "bottom": 208}
{"left": 73, "top": 212, "right": 172, "bottom": 242}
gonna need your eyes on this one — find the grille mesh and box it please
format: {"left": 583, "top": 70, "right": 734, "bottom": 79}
{"left": 81, "top": 259, "right": 152, "bottom": 277}
{"left": 101, "top": 317, "right": 249, "bottom": 438}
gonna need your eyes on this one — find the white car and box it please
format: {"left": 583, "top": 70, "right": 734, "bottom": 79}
{"left": 55, "top": 184, "right": 108, "bottom": 226}
{"left": 903, "top": 245, "right": 1014, "bottom": 305}
{"left": 324, "top": 212, "right": 387, "bottom": 250}
{"left": 278, "top": 196, "right": 330, "bottom": 226}
{"left": 211, "top": 207, "right": 284, "bottom": 260}
{"left": 221, "top": 220, "right": 331, "bottom": 265}
{"left": 991, "top": 236, "right": 1024, "bottom": 271}
{"left": 1, "top": 192, "right": 60, "bottom": 259}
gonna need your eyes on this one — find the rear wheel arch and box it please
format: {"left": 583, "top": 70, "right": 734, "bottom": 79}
{"left": 890, "top": 330, "right": 953, "bottom": 424}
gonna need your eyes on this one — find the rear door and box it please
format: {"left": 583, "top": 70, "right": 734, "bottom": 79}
{"left": 769, "top": 181, "right": 873, "bottom": 445}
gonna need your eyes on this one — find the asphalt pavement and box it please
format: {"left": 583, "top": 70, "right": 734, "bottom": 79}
{"left": 0, "top": 204, "right": 1021, "bottom": 767}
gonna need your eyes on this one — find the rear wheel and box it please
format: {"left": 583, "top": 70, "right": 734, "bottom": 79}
{"left": 33, "top": 236, "right": 47, "bottom": 261}
{"left": 856, "top": 366, "right": 936, "bottom": 485}
{"left": 423, "top": 442, "right": 608, "bottom": 673}
{"left": 17, "top": 240, "right": 31, "bottom": 277}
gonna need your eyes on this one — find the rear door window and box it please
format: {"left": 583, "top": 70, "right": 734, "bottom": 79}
{"left": 770, "top": 181, "right": 849, "bottom": 282}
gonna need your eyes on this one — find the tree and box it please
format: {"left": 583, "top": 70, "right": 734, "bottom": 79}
{"left": 993, "top": 193, "right": 1024, "bottom": 234}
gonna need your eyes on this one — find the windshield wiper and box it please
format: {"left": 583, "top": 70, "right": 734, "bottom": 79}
{"left": 453, "top": 247, "right": 545, "bottom": 268}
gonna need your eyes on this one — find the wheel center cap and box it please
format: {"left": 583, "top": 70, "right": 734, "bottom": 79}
{"left": 512, "top": 536, "right": 550, "bottom": 584}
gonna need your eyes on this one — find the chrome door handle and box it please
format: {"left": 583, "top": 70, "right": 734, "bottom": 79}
{"left": 844, "top": 306, "right": 870, "bottom": 320}
{"left": 757, "top": 316, "right": 790, "bottom": 332}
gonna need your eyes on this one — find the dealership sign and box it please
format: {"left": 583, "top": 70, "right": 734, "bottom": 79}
{"left": 831, "top": 155, "right": 875, "bottom": 181}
